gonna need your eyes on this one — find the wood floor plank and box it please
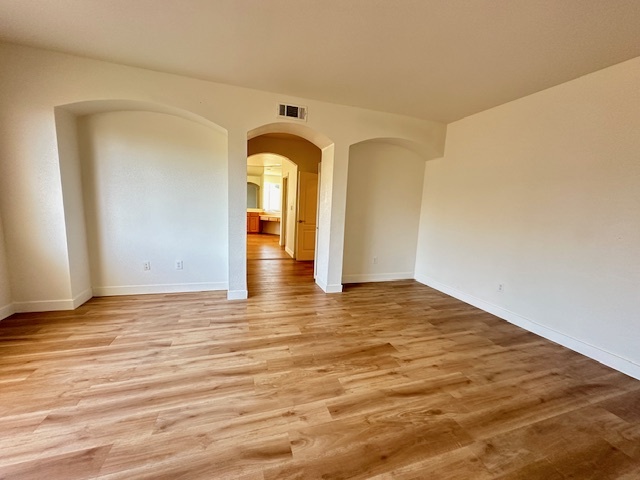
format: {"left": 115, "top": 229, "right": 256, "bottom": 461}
{"left": 0, "top": 233, "right": 638, "bottom": 478}
{"left": 367, "top": 446, "right": 493, "bottom": 480}
{"left": 0, "top": 445, "right": 112, "bottom": 480}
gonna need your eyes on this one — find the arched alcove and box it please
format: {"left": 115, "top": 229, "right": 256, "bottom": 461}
{"left": 343, "top": 138, "right": 429, "bottom": 285}
{"left": 59, "top": 99, "right": 226, "bottom": 133}
{"left": 54, "top": 100, "right": 229, "bottom": 304}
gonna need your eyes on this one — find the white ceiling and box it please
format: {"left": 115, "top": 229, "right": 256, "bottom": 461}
{"left": 1, "top": 0, "right": 639, "bottom": 123}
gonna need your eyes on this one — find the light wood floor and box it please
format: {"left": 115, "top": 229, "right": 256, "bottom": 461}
{"left": 247, "top": 233, "right": 291, "bottom": 261}
{"left": 1, "top": 236, "right": 639, "bottom": 479}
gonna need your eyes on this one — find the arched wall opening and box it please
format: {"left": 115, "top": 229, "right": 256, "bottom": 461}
{"left": 248, "top": 133, "right": 322, "bottom": 257}
{"left": 247, "top": 122, "right": 333, "bottom": 291}
{"left": 54, "top": 100, "right": 229, "bottom": 304}
{"left": 342, "top": 138, "right": 430, "bottom": 285}
{"left": 246, "top": 152, "right": 294, "bottom": 244}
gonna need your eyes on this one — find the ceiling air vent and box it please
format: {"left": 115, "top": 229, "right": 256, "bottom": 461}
{"left": 278, "top": 103, "right": 307, "bottom": 121}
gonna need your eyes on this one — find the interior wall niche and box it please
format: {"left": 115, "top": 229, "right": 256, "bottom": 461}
{"left": 343, "top": 140, "right": 426, "bottom": 283}
{"left": 71, "top": 109, "right": 229, "bottom": 295}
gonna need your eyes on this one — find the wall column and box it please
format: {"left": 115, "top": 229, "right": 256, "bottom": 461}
{"left": 227, "top": 129, "right": 248, "bottom": 299}
{"left": 326, "top": 142, "right": 350, "bottom": 290}
{"left": 315, "top": 142, "right": 349, "bottom": 293}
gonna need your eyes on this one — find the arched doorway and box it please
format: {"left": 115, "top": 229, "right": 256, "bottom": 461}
{"left": 245, "top": 132, "right": 321, "bottom": 295}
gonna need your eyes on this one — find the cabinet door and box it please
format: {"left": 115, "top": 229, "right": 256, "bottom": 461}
{"left": 247, "top": 215, "right": 260, "bottom": 233}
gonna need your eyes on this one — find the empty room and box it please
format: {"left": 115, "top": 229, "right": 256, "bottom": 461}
{"left": 0, "top": 1, "right": 639, "bottom": 478}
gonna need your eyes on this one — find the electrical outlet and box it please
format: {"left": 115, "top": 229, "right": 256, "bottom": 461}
{"left": 143, "top": 261, "right": 151, "bottom": 271}
{"left": 176, "top": 260, "right": 183, "bottom": 270}
{"left": 373, "top": 256, "right": 378, "bottom": 265}
{"left": 498, "top": 283, "right": 504, "bottom": 292}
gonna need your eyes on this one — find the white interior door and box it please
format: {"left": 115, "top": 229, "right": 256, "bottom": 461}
{"left": 295, "top": 171, "right": 318, "bottom": 261}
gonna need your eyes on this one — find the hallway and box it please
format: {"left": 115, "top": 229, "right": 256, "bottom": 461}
{"left": 247, "top": 233, "right": 290, "bottom": 260}
{"left": 247, "top": 233, "right": 316, "bottom": 297}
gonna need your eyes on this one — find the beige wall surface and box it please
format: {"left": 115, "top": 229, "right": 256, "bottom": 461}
{"left": 343, "top": 141, "right": 425, "bottom": 283}
{"left": 415, "top": 56, "right": 640, "bottom": 375}
{"left": 79, "top": 111, "right": 228, "bottom": 295}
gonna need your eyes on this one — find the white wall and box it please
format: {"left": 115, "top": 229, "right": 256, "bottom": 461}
{"left": 343, "top": 142, "right": 425, "bottom": 283}
{"left": 415, "top": 56, "right": 640, "bottom": 378}
{"left": 78, "top": 111, "right": 228, "bottom": 295}
{"left": 0, "top": 211, "right": 13, "bottom": 319}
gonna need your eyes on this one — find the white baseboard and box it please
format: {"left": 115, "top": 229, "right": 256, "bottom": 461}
{"left": 316, "top": 278, "right": 343, "bottom": 293}
{"left": 342, "top": 271, "right": 414, "bottom": 284}
{"left": 10, "top": 288, "right": 93, "bottom": 314}
{"left": 325, "top": 284, "right": 343, "bottom": 293}
{"left": 14, "top": 298, "right": 76, "bottom": 312}
{"left": 72, "top": 288, "right": 93, "bottom": 308}
{"left": 285, "top": 246, "right": 295, "bottom": 258}
{"left": 415, "top": 273, "right": 640, "bottom": 381}
{"left": 0, "top": 303, "right": 15, "bottom": 320}
{"left": 93, "top": 282, "right": 228, "bottom": 297}
{"left": 227, "top": 289, "right": 248, "bottom": 300}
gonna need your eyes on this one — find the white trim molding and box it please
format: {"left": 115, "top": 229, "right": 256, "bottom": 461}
{"left": 325, "top": 284, "right": 343, "bottom": 293}
{"left": 72, "top": 288, "right": 93, "bottom": 308}
{"left": 227, "top": 289, "right": 248, "bottom": 300}
{"left": 415, "top": 273, "right": 640, "bottom": 381}
{"left": 0, "top": 303, "right": 15, "bottom": 320}
{"left": 342, "top": 272, "right": 414, "bottom": 284}
{"left": 14, "top": 299, "right": 76, "bottom": 313}
{"left": 316, "top": 278, "right": 343, "bottom": 293}
{"left": 9, "top": 288, "right": 92, "bottom": 314}
{"left": 93, "top": 282, "right": 228, "bottom": 297}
